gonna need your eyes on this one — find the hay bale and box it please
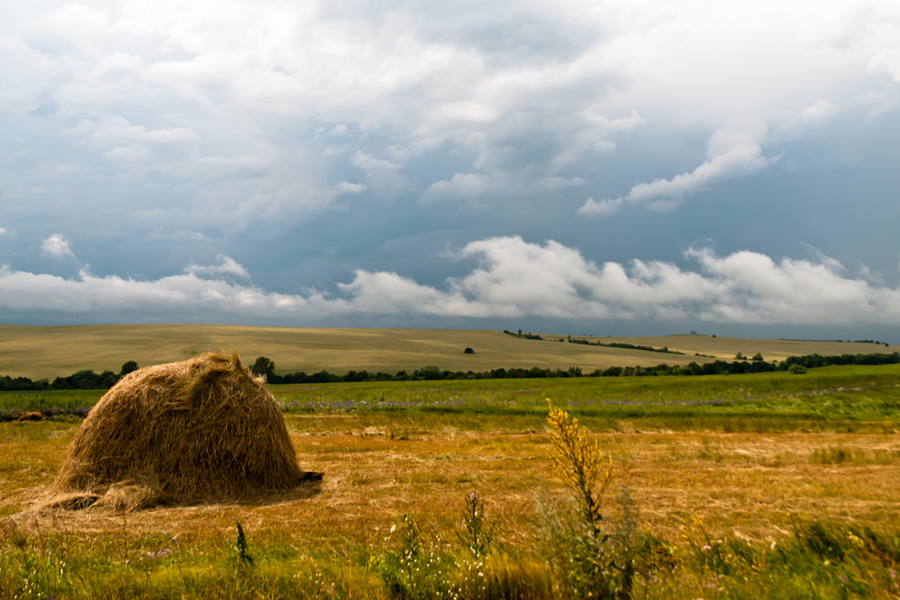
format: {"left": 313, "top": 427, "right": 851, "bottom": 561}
{"left": 15, "top": 411, "right": 43, "bottom": 422}
{"left": 50, "top": 352, "right": 319, "bottom": 510}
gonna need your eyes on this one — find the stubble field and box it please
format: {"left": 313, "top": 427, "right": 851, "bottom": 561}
{"left": 0, "top": 323, "right": 890, "bottom": 379}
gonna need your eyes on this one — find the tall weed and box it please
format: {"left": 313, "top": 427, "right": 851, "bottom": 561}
{"left": 459, "top": 492, "right": 492, "bottom": 560}
{"left": 538, "top": 400, "right": 638, "bottom": 599}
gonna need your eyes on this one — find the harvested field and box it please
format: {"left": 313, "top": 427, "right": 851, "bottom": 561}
{"left": 0, "top": 323, "right": 890, "bottom": 379}
{"left": 4, "top": 417, "right": 896, "bottom": 539}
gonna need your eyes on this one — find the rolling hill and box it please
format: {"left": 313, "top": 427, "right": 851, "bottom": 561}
{"left": 0, "top": 324, "right": 891, "bottom": 380}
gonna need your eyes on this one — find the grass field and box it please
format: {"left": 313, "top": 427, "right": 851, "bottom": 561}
{"left": 0, "top": 323, "right": 892, "bottom": 380}
{"left": 1, "top": 364, "right": 899, "bottom": 598}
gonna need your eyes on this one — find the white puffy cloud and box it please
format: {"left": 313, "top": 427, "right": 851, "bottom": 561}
{"left": 184, "top": 254, "right": 249, "bottom": 279}
{"left": 40, "top": 234, "right": 75, "bottom": 259}
{"left": 0, "top": 263, "right": 342, "bottom": 320}
{"left": 422, "top": 173, "right": 495, "bottom": 202}
{"left": 332, "top": 181, "right": 366, "bottom": 195}
{"left": 338, "top": 271, "right": 483, "bottom": 317}
{"left": 579, "top": 134, "right": 777, "bottom": 217}
{"left": 4, "top": 237, "right": 899, "bottom": 327}
{"left": 683, "top": 248, "right": 900, "bottom": 325}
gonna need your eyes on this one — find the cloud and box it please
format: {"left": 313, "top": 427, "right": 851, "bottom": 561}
{"left": 577, "top": 196, "right": 622, "bottom": 218}
{"left": 332, "top": 181, "right": 366, "bottom": 195}
{"left": 3, "top": 237, "right": 898, "bottom": 327}
{"left": 351, "top": 152, "right": 401, "bottom": 172}
{"left": 799, "top": 99, "right": 838, "bottom": 124}
{"left": 422, "top": 173, "right": 495, "bottom": 202}
{"left": 0, "top": 263, "right": 337, "bottom": 321}
{"left": 40, "top": 234, "right": 75, "bottom": 259}
{"left": 0, "top": 0, "right": 898, "bottom": 331}
{"left": 350, "top": 151, "right": 410, "bottom": 199}
{"left": 330, "top": 124, "right": 349, "bottom": 136}
{"left": 422, "top": 171, "right": 586, "bottom": 204}
{"left": 83, "top": 117, "right": 201, "bottom": 149}
{"left": 338, "top": 271, "right": 480, "bottom": 317}
{"left": 579, "top": 135, "right": 777, "bottom": 217}
{"left": 46, "top": 4, "right": 109, "bottom": 36}
{"left": 184, "top": 254, "right": 249, "bottom": 279}
{"left": 3, "top": 0, "right": 897, "bottom": 222}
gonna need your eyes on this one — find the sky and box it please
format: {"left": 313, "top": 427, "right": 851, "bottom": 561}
{"left": 1, "top": 0, "right": 899, "bottom": 341}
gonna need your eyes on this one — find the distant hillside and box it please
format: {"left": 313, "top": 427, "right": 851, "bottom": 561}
{"left": 0, "top": 324, "right": 890, "bottom": 380}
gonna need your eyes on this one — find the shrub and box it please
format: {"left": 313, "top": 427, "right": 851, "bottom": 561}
{"left": 119, "top": 361, "right": 139, "bottom": 377}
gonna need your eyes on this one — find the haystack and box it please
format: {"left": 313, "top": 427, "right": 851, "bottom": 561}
{"left": 50, "top": 352, "right": 319, "bottom": 510}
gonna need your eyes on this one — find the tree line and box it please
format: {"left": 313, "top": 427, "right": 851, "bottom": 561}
{"left": 248, "top": 352, "right": 900, "bottom": 383}
{"left": 502, "top": 329, "right": 685, "bottom": 354}
{"left": 2, "top": 352, "right": 897, "bottom": 391}
{"left": 0, "top": 361, "right": 138, "bottom": 391}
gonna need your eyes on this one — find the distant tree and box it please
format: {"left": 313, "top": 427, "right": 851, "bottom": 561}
{"left": 98, "top": 370, "right": 118, "bottom": 388}
{"left": 751, "top": 352, "right": 764, "bottom": 362}
{"left": 735, "top": 352, "right": 744, "bottom": 360}
{"left": 413, "top": 365, "right": 443, "bottom": 380}
{"left": 119, "top": 360, "right": 139, "bottom": 377}
{"left": 250, "top": 356, "right": 276, "bottom": 380}
{"left": 464, "top": 347, "right": 475, "bottom": 354}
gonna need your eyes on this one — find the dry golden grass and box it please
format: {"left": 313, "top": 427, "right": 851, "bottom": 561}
{"left": 3, "top": 414, "right": 898, "bottom": 549}
{"left": 1, "top": 324, "right": 889, "bottom": 379}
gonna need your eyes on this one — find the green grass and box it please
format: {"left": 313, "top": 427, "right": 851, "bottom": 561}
{"left": 269, "top": 364, "right": 900, "bottom": 431}
{"left": 0, "top": 389, "right": 105, "bottom": 412}
{"left": 3, "top": 364, "right": 899, "bottom": 432}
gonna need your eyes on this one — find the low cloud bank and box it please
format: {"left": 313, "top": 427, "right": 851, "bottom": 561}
{"left": 1, "top": 236, "right": 898, "bottom": 327}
